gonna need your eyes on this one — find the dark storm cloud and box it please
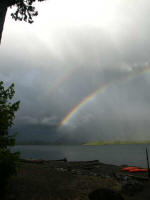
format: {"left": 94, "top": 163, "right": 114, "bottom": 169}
{"left": 1, "top": 1, "right": 150, "bottom": 143}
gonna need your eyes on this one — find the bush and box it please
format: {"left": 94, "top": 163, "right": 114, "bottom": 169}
{"left": 0, "top": 81, "right": 20, "bottom": 195}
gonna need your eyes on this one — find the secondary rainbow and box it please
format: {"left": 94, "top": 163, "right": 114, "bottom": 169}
{"left": 58, "top": 65, "right": 150, "bottom": 129}
{"left": 45, "top": 67, "right": 77, "bottom": 97}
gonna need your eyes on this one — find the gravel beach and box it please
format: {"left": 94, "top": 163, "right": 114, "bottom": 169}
{"left": 4, "top": 159, "right": 150, "bottom": 200}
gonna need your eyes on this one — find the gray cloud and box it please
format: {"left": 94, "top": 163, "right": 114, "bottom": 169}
{"left": 1, "top": 0, "right": 150, "bottom": 143}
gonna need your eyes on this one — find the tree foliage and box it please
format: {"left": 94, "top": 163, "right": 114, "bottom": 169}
{"left": 9, "top": 0, "right": 46, "bottom": 24}
{"left": 0, "top": 0, "right": 46, "bottom": 43}
{"left": 0, "top": 81, "right": 20, "bottom": 195}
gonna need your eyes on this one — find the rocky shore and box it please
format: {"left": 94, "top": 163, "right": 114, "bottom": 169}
{"left": 21, "top": 159, "right": 148, "bottom": 195}
{"left": 5, "top": 159, "right": 150, "bottom": 200}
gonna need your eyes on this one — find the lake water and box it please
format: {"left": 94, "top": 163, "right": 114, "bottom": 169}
{"left": 13, "top": 144, "right": 150, "bottom": 167}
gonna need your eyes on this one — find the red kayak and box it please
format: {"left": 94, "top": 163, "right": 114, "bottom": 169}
{"left": 121, "top": 167, "right": 137, "bottom": 171}
{"left": 122, "top": 166, "right": 148, "bottom": 172}
{"left": 129, "top": 168, "right": 148, "bottom": 172}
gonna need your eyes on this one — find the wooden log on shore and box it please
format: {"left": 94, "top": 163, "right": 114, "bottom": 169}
{"left": 55, "top": 158, "right": 68, "bottom": 162}
{"left": 20, "top": 158, "right": 68, "bottom": 163}
{"left": 20, "top": 158, "right": 44, "bottom": 164}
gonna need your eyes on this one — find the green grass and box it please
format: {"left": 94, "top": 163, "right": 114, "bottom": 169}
{"left": 83, "top": 140, "right": 150, "bottom": 146}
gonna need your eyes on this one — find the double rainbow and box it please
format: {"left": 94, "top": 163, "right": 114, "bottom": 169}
{"left": 58, "top": 65, "right": 150, "bottom": 129}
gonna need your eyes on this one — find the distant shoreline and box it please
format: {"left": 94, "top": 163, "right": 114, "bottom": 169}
{"left": 83, "top": 140, "right": 150, "bottom": 145}
{"left": 15, "top": 141, "right": 150, "bottom": 145}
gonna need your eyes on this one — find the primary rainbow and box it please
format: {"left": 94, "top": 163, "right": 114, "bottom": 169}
{"left": 58, "top": 65, "right": 150, "bottom": 129}
{"left": 57, "top": 82, "right": 112, "bottom": 129}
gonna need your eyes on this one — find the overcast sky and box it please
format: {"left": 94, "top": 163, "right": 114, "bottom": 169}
{"left": 1, "top": 0, "right": 150, "bottom": 143}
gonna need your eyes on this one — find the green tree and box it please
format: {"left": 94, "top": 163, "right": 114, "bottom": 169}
{"left": 0, "top": 81, "right": 20, "bottom": 195}
{"left": 0, "top": 0, "right": 45, "bottom": 44}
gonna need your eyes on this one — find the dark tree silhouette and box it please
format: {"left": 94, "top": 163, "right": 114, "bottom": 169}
{"left": 0, "top": 82, "right": 20, "bottom": 195}
{"left": 0, "top": 0, "right": 45, "bottom": 44}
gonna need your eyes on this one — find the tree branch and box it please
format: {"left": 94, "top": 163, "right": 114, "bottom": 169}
{"left": 7, "top": 0, "right": 18, "bottom": 7}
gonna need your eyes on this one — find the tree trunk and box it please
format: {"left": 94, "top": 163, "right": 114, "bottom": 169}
{"left": 0, "top": 3, "right": 8, "bottom": 44}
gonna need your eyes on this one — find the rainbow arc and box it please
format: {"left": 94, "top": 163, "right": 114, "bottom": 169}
{"left": 58, "top": 65, "right": 150, "bottom": 129}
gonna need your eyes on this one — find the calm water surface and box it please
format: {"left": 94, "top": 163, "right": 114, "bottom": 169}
{"left": 13, "top": 144, "right": 150, "bottom": 167}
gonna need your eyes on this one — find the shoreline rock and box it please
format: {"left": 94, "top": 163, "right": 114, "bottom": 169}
{"left": 11, "top": 158, "right": 149, "bottom": 199}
